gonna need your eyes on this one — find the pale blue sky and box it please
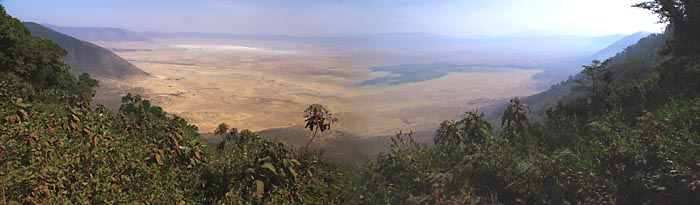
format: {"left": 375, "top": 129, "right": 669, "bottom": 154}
{"left": 2, "top": 0, "right": 663, "bottom": 36}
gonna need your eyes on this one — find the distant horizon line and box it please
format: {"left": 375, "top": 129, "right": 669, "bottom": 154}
{"left": 37, "top": 22, "right": 658, "bottom": 39}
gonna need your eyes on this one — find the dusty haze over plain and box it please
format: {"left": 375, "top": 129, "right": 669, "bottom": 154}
{"left": 5, "top": 0, "right": 661, "bottom": 36}
{"left": 2, "top": 0, "right": 667, "bottom": 141}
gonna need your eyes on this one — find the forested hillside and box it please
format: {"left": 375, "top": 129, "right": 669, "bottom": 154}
{"left": 355, "top": 0, "right": 700, "bottom": 203}
{"left": 0, "top": 5, "right": 350, "bottom": 204}
{"left": 493, "top": 33, "right": 667, "bottom": 123}
{"left": 2, "top": 0, "right": 700, "bottom": 204}
{"left": 24, "top": 22, "right": 148, "bottom": 79}
{"left": 589, "top": 31, "right": 652, "bottom": 62}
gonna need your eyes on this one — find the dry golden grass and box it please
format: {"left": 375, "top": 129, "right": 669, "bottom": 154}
{"left": 95, "top": 39, "right": 543, "bottom": 137}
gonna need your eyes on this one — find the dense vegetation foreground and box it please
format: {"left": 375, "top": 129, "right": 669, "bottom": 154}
{"left": 2, "top": 1, "right": 700, "bottom": 204}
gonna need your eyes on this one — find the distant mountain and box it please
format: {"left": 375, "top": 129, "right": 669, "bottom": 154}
{"left": 530, "top": 32, "right": 650, "bottom": 83}
{"left": 144, "top": 30, "right": 623, "bottom": 55}
{"left": 39, "top": 23, "right": 627, "bottom": 61}
{"left": 43, "top": 24, "right": 150, "bottom": 42}
{"left": 142, "top": 31, "right": 347, "bottom": 44}
{"left": 486, "top": 33, "right": 666, "bottom": 124}
{"left": 589, "top": 32, "right": 653, "bottom": 61}
{"left": 31, "top": 23, "right": 637, "bottom": 83}
{"left": 351, "top": 33, "right": 625, "bottom": 54}
{"left": 24, "top": 22, "right": 148, "bottom": 79}
{"left": 354, "top": 32, "right": 458, "bottom": 46}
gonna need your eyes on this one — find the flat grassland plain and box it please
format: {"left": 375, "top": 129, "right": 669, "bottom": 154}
{"left": 94, "top": 38, "right": 543, "bottom": 139}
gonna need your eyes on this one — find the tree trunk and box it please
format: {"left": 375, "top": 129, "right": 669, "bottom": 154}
{"left": 302, "top": 129, "right": 319, "bottom": 152}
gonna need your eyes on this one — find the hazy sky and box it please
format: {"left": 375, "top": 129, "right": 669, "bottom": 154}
{"left": 3, "top": 0, "right": 663, "bottom": 37}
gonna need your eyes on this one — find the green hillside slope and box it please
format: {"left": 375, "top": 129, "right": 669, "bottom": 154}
{"left": 589, "top": 31, "right": 653, "bottom": 61}
{"left": 489, "top": 33, "right": 667, "bottom": 123}
{"left": 23, "top": 22, "right": 148, "bottom": 79}
{"left": 1, "top": 5, "right": 350, "bottom": 204}
{"left": 355, "top": 1, "right": 700, "bottom": 204}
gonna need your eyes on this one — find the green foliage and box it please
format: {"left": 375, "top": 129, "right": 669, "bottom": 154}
{"left": 202, "top": 130, "right": 352, "bottom": 204}
{"left": 356, "top": 1, "right": 700, "bottom": 204}
{"left": 502, "top": 97, "right": 530, "bottom": 138}
{"left": 355, "top": 131, "right": 475, "bottom": 204}
{"left": 0, "top": 5, "right": 352, "bottom": 204}
{"left": 634, "top": 0, "right": 700, "bottom": 58}
{"left": 4, "top": 1, "right": 700, "bottom": 204}
{"left": 635, "top": 0, "right": 700, "bottom": 99}
{"left": 1, "top": 9, "right": 73, "bottom": 93}
{"left": 359, "top": 96, "right": 700, "bottom": 204}
{"left": 0, "top": 93, "right": 208, "bottom": 203}
{"left": 435, "top": 111, "right": 492, "bottom": 146}
{"left": 573, "top": 60, "right": 613, "bottom": 106}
